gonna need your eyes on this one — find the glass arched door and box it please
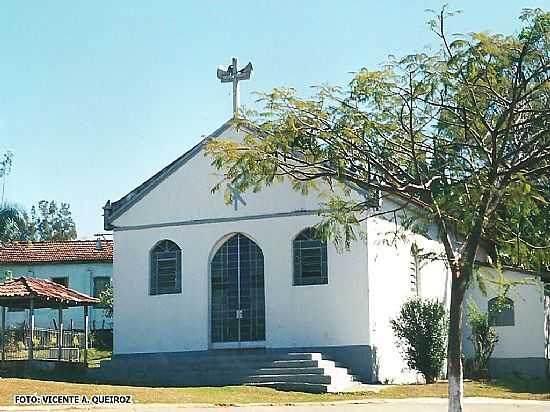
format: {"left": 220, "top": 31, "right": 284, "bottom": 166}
{"left": 210, "top": 233, "right": 265, "bottom": 348}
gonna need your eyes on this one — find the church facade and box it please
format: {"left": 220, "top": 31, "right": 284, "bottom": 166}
{"left": 103, "top": 121, "right": 549, "bottom": 386}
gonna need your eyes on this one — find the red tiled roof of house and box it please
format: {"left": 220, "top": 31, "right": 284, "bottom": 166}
{"left": 0, "top": 276, "right": 99, "bottom": 307}
{"left": 0, "top": 240, "right": 113, "bottom": 264}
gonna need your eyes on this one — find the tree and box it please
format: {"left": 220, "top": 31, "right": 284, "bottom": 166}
{"left": 206, "top": 8, "right": 549, "bottom": 411}
{"left": 0, "top": 204, "right": 26, "bottom": 244}
{"left": 0, "top": 152, "right": 28, "bottom": 243}
{"left": 391, "top": 298, "right": 448, "bottom": 383}
{"left": 24, "top": 200, "right": 77, "bottom": 241}
{"left": 0, "top": 151, "right": 13, "bottom": 206}
{"left": 99, "top": 284, "right": 113, "bottom": 319}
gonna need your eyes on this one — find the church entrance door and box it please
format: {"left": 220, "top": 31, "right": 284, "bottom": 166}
{"left": 210, "top": 233, "right": 265, "bottom": 348}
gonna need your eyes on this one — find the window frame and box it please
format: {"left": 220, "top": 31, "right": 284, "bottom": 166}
{"left": 488, "top": 297, "right": 515, "bottom": 327}
{"left": 51, "top": 276, "right": 69, "bottom": 288}
{"left": 293, "top": 227, "right": 328, "bottom": 286}
{"left": 93, "top": 276, "right": 111, "bottom": 307}
{"left": 149, "top": 240, "right": 182, "bottom": 296}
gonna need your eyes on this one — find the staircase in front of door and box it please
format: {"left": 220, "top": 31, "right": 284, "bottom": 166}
{"left": 97, "top": 350, "right": 362, "bottom": 393}
{"left": 239, "top": 351, "right": 361, "bottom": 393}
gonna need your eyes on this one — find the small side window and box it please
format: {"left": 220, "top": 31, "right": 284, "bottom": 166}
{"left": 93, "top": 276, "right": 111, "bottom": 308}
{"left": 488, "top": 297, "right": 514, "bottom": 327}
{"left": 93, "top": 276, "right": 111, "bottom": 298}
{"left": 293, "top": 228, "right": 328, "bottom": 286}
{"left": 150, "top": 240, "right": 182, "bottom": 295}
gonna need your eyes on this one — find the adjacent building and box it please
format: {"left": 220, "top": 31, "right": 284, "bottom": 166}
{"left": 0, "top": 240, "right": 113, "bottom": 330}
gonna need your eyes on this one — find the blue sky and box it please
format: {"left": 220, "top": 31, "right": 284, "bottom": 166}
{"left": 0, "top": 1, "right": 546, "bottom": 239}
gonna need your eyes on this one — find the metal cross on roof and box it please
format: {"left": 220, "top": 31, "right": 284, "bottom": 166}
{"left": 217, "top": 57, "right": 253, "bottom": 117}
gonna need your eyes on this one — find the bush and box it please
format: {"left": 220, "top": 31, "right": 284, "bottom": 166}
{"left": 391, "top": 297, "right": 448, "bottom": 383}
{"left": 466, "top": 301, "right": 498, "bottom": 379}
{"left": 91, "top": 329, "right": 113, "bottom": 351}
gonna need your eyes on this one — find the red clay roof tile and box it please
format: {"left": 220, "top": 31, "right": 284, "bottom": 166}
{"left": 0, "top": 276, "right": 100, "bottom": 307}
{"left": 0, "top": 240, "right": 112, "bottom": 264}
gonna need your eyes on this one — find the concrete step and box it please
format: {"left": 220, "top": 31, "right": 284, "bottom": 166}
{"left": 246, "top": 373, "right": 332, "bottom": 384}
{"left": 256, "top": 367, "right": 325, "bottom": 375}
{"left": 285, "top": 352, "right": 322, "bottom": 360}
{"left": 247, "top": 382, "right": 330, "bottom": 393}
{"left": 269, "top": 359, "right": 336, "bottom": 368}
{"left": 97, "top": 350, "right": 361, "bottom": 393}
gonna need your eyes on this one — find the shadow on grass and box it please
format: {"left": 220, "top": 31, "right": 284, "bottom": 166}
{"left": 485, "top": 377, "right": 550, "bottom": 395}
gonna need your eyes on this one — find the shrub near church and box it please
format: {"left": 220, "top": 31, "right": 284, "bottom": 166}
{"left": 391, "top": 298, "right": 448, "bottom": 383}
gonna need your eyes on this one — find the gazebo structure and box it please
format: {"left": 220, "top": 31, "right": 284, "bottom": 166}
{"left": 0, "top": 277, "right": 100, "bottom": 363}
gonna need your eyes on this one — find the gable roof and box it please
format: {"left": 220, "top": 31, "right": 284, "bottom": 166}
{"left": 0, "top": 276, "right": 100, "bottom": 308}
{"left": 104, "top": 119, "right": 238, "bottom": 229}
{"left": 0, "top": 240, "right": 113, "bottom": 265}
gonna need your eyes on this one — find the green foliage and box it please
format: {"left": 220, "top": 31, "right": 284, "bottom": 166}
{"left": 3, "top": 271, "right": 13, "bottom": 281}
{"left": 0, "top": 151, "right": 13, "bottom": 206}
{"left": 23, "top": 200, "right": 77, "bottom": 241}
{"left": 91, "top": 329, "right": 113, "bottom": 351}
{"left": 206, "top": 9, "right": 550, "bottom": 273}
{"left": 0, "top": 153, "right": 77, "bottom": 243}
{"left": 99, "top": 284, "right": 113, "bottom": 319}
{"left": 390, "top": 298, "right": 448, "bottom": 383}
{"left": 0, "top": 203, "right": 26, "bottom": 243}
{"left": 32, "top": 336, "right": 40, "bottom": 348}
{"left": 206, "top": 9, "right": 549, "bottom": 405}
{"left": 0, "top": 151, "right": 13, "bottom": 179}
{"left": 466, "top": 301, "right": 498, "bottom": 379}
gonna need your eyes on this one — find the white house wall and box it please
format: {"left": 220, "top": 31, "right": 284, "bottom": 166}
{"left": 113, "top": 214, "right": 369, "bottom": 355}
{"left": 463, "top": 269, "right": 546, "bottom": 363}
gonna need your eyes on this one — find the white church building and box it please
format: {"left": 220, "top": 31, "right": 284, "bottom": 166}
{"left": 101, "top": 120, "right": 549, "bottom": 390}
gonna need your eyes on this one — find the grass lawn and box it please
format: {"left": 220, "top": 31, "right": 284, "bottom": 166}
{"left": 379, "top": 379, "right": 550, "bottom": 401}
{"left": 3, "top": 349, "right": 112, "bottom": 366}
{"left": 0, "top": 378, "right": 547, "bottom": 405}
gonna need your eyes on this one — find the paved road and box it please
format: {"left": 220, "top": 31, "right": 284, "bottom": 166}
{"left": 3, "top": 399, "right": 549, "bottom": 412}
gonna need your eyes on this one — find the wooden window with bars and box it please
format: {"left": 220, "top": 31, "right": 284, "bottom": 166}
{"left": 293, "top": 228, "right": 328, "bottom": 286}
{"left": 150, "top": 240, "right": 182, "bottom": 295}
{"left": 488, "top": 297, "right": 515, "bottom": 327}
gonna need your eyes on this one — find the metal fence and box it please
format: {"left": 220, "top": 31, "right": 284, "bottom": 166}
{"left": 1, "top": 326, "right": 86, "bottom": 362}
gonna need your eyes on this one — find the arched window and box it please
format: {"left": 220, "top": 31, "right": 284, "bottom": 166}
{"left": 293, "top": 228, "right": 328, "bottom": 286}
{"left": 488, "top": 297, "right": 514, "bottom": 327}
{"left": 150, "top": 240, "right": 182, "bottom": 295}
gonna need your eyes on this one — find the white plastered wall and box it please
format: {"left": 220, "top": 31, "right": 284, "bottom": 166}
{"left": 366, "top": 202, "right": 451, "bottom": 383}
{"left": 113, "top": 215, "right": 369, "bottom": 354}
{"left": 112, "top": 126, "right": 324, "bottom": 228}
{"left": 463, "top": 268, "right": 546, "bottom": 360}
{"left": 111, "top": 125, "right": 370, "bottom": 355}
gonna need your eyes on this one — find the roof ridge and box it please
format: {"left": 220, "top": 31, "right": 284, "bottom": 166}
{"left": 18, "top": 276, "right": 34, "bottom": 297}
{"left": 0, "top": 240, "right": 113, "bottom": 264}
{"left": 0, "top": 276, "right": 100, "bottom": 306}
{"left": 3, "top": 239, "right": 113, "bottom": 245}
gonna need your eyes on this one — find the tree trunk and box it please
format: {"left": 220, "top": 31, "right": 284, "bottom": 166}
{"left": 448, "top": 269, "right": 467, "bottom": 412}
